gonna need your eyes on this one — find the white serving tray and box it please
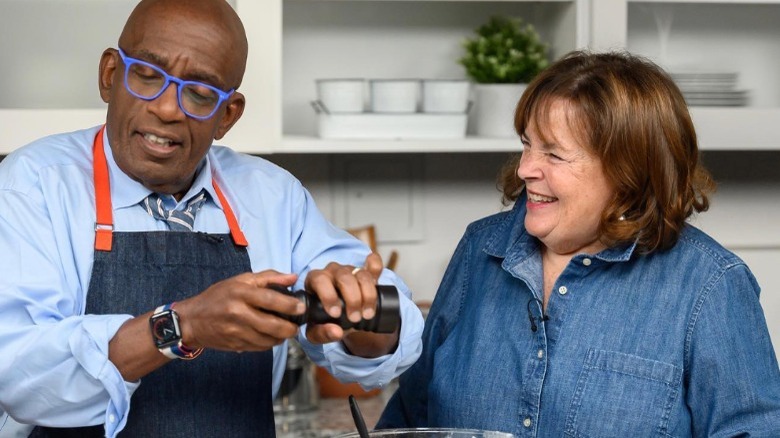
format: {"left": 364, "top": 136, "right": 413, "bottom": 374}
{"left": 317, "top": 113, "right": 468, "bottom": 140}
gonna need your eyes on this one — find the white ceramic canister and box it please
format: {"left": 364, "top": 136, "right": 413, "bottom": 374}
{"left": 422, "top": 79, "right": 470, "bottom": 113}
{"left": 316, "top": 78, "right": 366, "bottom": 113}
{"left": 370, "top": 79, "right": 420, "bottom": 113}
{"left": 471, "top": 83, "right": 527, "bottom": 138}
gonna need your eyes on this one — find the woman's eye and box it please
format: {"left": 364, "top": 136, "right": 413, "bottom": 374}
{"left": 548, "top": 152, "right": 565, "bottom": 161}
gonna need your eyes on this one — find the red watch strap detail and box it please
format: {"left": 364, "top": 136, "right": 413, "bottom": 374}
{"left": 169, "top": 302, "right": 204, "bottom": 360}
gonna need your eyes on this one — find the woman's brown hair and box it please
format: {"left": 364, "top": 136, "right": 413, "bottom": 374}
{"left": 500, "top": 50, "right": 715, "bottom": 253}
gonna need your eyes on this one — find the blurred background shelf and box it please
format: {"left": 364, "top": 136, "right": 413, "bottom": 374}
{"left": 3, "top": 0, "right": 780, "bottom": 152}
{"left": 279, "top": 136, "right": 519, "bottom": 154}
{"left": 5, "top": 107, "right": 780, "bottom": 155}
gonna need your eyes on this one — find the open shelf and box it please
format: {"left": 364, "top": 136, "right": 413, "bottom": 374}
{"left": 2, "top": 0, "right": 780, "bottom": 154}
{"left": 279, "top": 135, "right": 519, "bottom": 154}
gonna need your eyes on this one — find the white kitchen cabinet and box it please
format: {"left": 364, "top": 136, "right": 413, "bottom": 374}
{"left": 0, "top": 1, "right": 134, "bottom": 153}
{"left": 3, "top": 0, "right": 779, "bottom": 153}
{"left": 0, "top": 0, "right": 578, "bottom": 154}
{"left": 593, "top": 0, "right": 780, "bottom": 151}
{"left": 0, "top": 0, "right": 263, "bottom": 153}
{"left": 234, "top": 0, "right": 780, "bottom": 153}
{"left": 275, "top": 0, "right": 586, "bottom": 153}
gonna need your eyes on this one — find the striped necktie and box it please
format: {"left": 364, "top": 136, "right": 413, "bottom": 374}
{"left": 142, "top": 190, "right": 207, "bottom": 232}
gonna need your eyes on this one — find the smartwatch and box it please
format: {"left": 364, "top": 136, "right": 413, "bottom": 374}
{"left": 149, "top": 303, "right": 203, "bottom": 360}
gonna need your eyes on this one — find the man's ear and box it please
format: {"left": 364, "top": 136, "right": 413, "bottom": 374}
{"left": 214, "top": 91, "right": 246, "bottom": 140}
{"left": 98, "top": 48, "right": 119, "bottom": 104}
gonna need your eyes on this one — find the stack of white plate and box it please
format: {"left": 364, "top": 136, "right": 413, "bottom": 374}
{"left": 669, "top": 71, "right": 749, "bottom": 107}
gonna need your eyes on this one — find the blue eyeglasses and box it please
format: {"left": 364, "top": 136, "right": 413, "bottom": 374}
{"left": 117, "top": 48, "right": 235, "bottom": 120}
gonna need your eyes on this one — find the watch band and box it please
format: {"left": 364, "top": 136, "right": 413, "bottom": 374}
{"left": 151, "top": 303, "right": 204, "bottom": 361}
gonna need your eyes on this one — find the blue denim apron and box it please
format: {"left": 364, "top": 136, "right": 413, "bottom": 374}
{"left": 31, "top": 127, "right": 275, "bottom": 437}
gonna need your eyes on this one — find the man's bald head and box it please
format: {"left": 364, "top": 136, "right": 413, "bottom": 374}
{"left": 119, "top": 0, "right": 248, "bottom": 87}
{"left": 100, "top": 0, "right": 249, "bottom": 197}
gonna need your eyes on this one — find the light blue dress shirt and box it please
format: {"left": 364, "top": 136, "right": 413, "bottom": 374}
{"left": 0, "top": 126, "right": 423, "bottom": 436}
{"left": 378, "top": 194, "right": 780, "bottom": 437}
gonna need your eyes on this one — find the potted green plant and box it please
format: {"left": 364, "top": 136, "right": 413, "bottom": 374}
{"left": 460, "top": 16, "right": 549, "bottom": 137}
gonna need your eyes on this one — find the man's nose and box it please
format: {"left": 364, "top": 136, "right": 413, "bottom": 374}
{"left": 147, "top": 82, "right": 187, "bottom": 121}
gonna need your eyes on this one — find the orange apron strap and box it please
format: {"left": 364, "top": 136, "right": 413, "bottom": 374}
{"left": 92, "top": 124, "right": 247, "bottom": 250}
{"left": 212, "top": 179, "right": 248, "bottom": 247}
{"left": 93, "top": 126, "right": 114, "bottom": 251}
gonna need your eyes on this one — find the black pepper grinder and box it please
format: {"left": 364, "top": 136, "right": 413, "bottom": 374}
{"left": 273, "top": 284, "right": 401, "bottom": 334}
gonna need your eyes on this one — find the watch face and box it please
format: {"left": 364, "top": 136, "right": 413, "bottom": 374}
{"left": 150, "top": 311, "right": 180, "bottom": 348}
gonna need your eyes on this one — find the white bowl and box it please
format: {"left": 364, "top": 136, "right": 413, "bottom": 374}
{"left": 422, "top": 79, "right": 470, "bottom": 113}
{"left": 317, "top": 78, "right": 366, "bottom": 113}
{"left": 370, "top": 79, "right": 420, "bottom": 113}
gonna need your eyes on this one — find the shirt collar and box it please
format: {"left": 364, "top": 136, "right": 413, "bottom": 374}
{"left": 102, "top": 129, "right": 220, "bottom": 209}
{"left": 483, "top": 191, "right": 534, "bottom": 260}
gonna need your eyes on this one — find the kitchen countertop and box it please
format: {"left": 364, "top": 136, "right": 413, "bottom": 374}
{"left": 275, "top": 383, "right": 395, "bottom": 438}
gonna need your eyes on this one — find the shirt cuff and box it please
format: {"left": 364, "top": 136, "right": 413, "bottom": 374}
{"left": 298, "top": 288, "right": 423, "bottom": 390}
{"left": 71, "top": 314, "right": 137, "bottom": 437}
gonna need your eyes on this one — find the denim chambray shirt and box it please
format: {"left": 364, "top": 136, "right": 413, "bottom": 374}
{"left": 378, "top": 196, "right": 780, "bottom": 437}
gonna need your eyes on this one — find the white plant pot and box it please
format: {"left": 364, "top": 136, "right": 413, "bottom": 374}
{"left": 316, "top": 78, "right": 365, "bottom": 113}
{"left": 472, "top": 83, "right": 527, "bottom": 138}
{"left": 422, "top": 79, "right": 470, "bottom": 113}
{"left": 370, "top": 79, "right": 420, "bottom": 113}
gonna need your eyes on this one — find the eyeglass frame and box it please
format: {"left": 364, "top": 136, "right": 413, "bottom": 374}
{"left": 117, "top": 48, "right": 235, "bottom": 120}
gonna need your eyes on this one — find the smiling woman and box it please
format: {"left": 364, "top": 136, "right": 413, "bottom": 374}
{"left": 503, "top": 51, "right": 714, "bottom": 255}
{"left": 376, "top": 50, "right": 780, "bottom": 437}
{"left": 516, "top": 99, "right": 613, "bottom": 259}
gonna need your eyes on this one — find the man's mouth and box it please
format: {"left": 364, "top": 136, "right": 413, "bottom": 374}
{"left": 143, "top": 132, "right": 175, "bottom": 147}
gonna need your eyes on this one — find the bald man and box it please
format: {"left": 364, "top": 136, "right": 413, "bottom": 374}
{"left": 0, "top": 1, "right": 423, "bottom": 436}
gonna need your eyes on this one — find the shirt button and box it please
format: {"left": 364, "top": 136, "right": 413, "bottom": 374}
{"left": 558, "top": 285, "right": 568, "bottom": 295}
{"left": 108, "top": 414, "right": 116, "bottom": 423}
{"left": 583, "top": 258, "right": 592, "bottom": 266}
{"left": 523, "top": 417, "right": 532, "bottom": 428}
{"left": 537, "top": 349, "right": 544, "bottom": 359}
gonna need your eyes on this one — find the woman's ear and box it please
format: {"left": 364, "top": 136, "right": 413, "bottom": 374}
{"left": 214, "top": 91, "right": 246, "bottom": 140}
{"left": 98, "top": 48, "right": 119, "bottom": 104}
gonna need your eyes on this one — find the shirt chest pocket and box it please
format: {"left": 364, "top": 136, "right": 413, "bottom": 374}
{"left": 564, "top": 349, "right": 681, "bottom": 438}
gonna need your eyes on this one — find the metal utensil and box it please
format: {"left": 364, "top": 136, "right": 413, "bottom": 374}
{"left": 348, "top": 394, "right": 370, "bottom": 438}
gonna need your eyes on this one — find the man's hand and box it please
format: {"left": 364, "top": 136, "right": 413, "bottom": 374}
{"left": 175, "top": 270, "right": 305, "bottom": 352}
{"left": 303, "top": 253, "right": 400, "bottom": 358}
{"left": 109, "top": 270, "right": 307, "bottom": 381}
